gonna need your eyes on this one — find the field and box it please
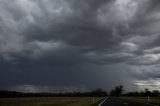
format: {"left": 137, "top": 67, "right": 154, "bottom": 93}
{"left": 120, "top": 97, "right": 160, "bottom": 105}
{"left": 0, "top": 97, "right": 102, "bottom": 106}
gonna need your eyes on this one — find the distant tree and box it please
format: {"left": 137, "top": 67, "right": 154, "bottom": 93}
{"left": 152, "top": 90, "right": 160, "bottom": 96}
{"left": 91, "top": 88, "right": 108, "bottom": 97}
{"left": 144, "top": 88, "right": 151, "bottom": 96}
{"left": 110, "top": 85, "right": 123, "bottom": 97}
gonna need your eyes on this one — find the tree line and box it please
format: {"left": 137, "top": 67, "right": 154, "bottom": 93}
{"left": 0, "top": 88, "right": 107, "bottom": 98}
{"left": 123, "top": 88, "right": 160, "bottom": 97}
{"left": 0, "top": 85, "right": 159, "bottom": 97}
{"left": 110, "top": 85, "right": 160, "bottom": 97}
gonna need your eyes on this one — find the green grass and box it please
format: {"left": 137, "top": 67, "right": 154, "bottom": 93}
{"left": 120, "top": 97, "right": 160, "bottom": 105}
{"left": 0, "top": 97, "right": 103, "bottom": 106}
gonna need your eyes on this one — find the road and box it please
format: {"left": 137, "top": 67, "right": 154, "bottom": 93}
{"left": 100, "top": 97, "right": 158, "bottom": 106}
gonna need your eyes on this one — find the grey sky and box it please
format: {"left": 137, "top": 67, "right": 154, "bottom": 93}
{"left": 0, "top": 0, "right": 160, "bottom": 92}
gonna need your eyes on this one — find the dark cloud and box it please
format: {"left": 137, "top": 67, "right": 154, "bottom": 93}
{"left": 0, "top": 0, "right": 160, "bottom": 92}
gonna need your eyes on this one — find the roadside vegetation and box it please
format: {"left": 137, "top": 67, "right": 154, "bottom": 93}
{"left": 0, "top": 89, "right": 105, "bottom": 106}
{"left": 108, "top": 85, "right": 160, "bottom": 105}
{"left": 120, "top": 97, "right": 160, "bottom": 105}
{"left": 120, "top": 88, "right": 160, "bottom": 105}
{"left": 0, "top": 97, "right": 103, "bottom": 106}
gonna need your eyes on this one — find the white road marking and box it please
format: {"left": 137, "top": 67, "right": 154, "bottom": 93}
{"left": 98, "top": 97, "right": 109, "bottom": 106}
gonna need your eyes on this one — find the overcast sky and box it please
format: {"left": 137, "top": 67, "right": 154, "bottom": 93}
{"left": 0, "top": 0, "right": 160, "bottom": 92}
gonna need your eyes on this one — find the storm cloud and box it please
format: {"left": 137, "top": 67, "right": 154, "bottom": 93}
{"left": 0, "top": 0, "right": 160, "bottom": 92}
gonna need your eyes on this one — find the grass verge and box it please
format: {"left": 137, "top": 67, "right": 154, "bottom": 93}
{"left": 120, "top": 97, "right": 160, "bottom": 105}
{"left": 0, "top": 97, "right": 103, "bottom": 106}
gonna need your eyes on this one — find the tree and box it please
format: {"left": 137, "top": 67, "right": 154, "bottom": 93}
{"left": 91, "top": 88, "right": 108, "bottom": 97}
{"left": 110, "top": 85, "right": 123, "bottom": 97}
{"left": 152, "top": 90, "right": 160, "bottom": 96}
{"left": 144, "top": 88, "right": 151, "bottom": 96}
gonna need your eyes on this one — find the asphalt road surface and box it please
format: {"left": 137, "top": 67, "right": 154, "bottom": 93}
{"left": 100, "top": 97, "right": 158, "bottom": 106}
